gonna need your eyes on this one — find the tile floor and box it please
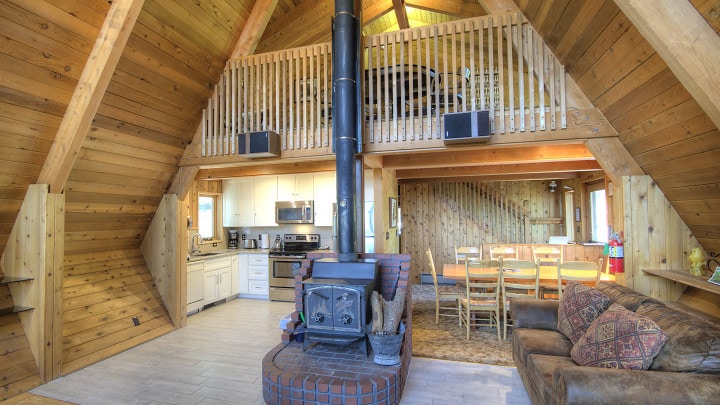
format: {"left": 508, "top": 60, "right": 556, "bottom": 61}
{"left": 31, "top": 297, "right": 531, "bottom": 405}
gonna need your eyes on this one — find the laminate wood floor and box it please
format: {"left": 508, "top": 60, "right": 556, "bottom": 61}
{"left": 28, "top": 297, "right": 531, "bottom": 405}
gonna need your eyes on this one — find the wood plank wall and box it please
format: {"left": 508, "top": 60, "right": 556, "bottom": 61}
{"left": 621, "top": 175, "right": 720, "bottom": 319}
{"left": 61, "top": 248, "right": 174, "bottom": 375}
{"left": 400, "top": 179, "right": 563, "bottom": 282}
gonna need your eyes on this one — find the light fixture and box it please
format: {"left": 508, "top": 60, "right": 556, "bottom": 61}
{"left": 549, "top": 180, "right": 557, "bottom": 193}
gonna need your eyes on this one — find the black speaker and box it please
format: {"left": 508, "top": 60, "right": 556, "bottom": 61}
{"left": 237, "top": 131, "right": 280, "bottom": 158}
{"left": 443, "top": 110, "right": 491, "bottom": 144}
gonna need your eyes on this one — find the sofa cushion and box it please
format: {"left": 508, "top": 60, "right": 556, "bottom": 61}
{"left": 596, "top": 282, "right": 664, "bottom": 311}
{"left": 570, "top": 303, "right": 668, "bottom": 370}
{"left": 525, "top": 354, "right": 577, "bottom": 405}
{"left": 513, "top": 328, "right": 573, "bottom": 369}
{"left": 638, "top": 302, "right": 720, "bottom": 372}
{"left": 557, "top": 282, "right": 611, "bottom": 344}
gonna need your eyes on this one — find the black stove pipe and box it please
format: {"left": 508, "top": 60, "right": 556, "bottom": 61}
{"left": 332, "top": 0, "right": 360, "bottom": 262}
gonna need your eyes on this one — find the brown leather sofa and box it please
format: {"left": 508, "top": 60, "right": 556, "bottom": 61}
{"left": 511, "top": 282, "right": 720, "bottom": 405}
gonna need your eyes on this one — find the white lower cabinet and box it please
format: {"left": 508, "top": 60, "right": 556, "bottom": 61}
{"left": 238, "top": 253, "right": 269, "bottom": 298}
{"left": 203, "top": 256, "right": 232, "bottom": 305}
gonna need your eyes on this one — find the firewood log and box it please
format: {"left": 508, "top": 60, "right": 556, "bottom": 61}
{"left": 370, "top": 291, "right": 384, "bottom": 334}
{"left": 382, "top": 288, "right": 407, "bottom": 333}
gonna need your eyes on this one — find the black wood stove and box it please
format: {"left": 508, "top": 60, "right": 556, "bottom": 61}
{"left": 302, "top": 258, "right": 378, "bottom": 355}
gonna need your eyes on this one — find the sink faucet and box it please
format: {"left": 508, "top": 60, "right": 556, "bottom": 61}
{"left": 190, "top": 233, "right": 202, "bottom": 255}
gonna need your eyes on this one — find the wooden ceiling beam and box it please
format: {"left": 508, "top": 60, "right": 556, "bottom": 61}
{"left": 37, "top": 0, "right": 144, "bottom": 194}
{"left": 398, "top": 172, "right": 580, "bottom": 184}
{"left": 392, "top": 0, "right": 410, "bottom": 29}
{"left": 196, "top": 160, "right": 337, "bottom": 179}
{"left": 396, "top": 160, "right": 602, "bottom": 179}
{"left": 231, "top": 0, "right": 280, "bottom": 58}
{"left": 615, "top": 0, "right": 720, "bottom": 131}
{"left": 381, "top": 144, "right": 595, "bottom": 169}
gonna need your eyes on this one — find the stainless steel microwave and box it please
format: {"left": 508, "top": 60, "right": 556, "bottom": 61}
{"left": 275, "top": 201, "right": 314, "bottom": 224}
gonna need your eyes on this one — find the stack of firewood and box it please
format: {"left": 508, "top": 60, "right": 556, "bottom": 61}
{"left": 369, "top": 288, "right": 407, "bottom": 335}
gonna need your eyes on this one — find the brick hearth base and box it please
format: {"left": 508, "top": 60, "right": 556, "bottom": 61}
{"left": 262, "top": 341, "right": 403, "bottom": 404}
{"left": 262, "top": 253, "right": 412, "bottom": 405}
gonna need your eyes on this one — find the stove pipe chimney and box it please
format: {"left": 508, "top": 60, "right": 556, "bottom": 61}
{"left": 332, "top": 0, "right": 361, "bottom": 262}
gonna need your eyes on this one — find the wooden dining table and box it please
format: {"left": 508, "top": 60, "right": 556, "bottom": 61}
{"left": 441, "top": 263, "right": 615, "bottom": 282}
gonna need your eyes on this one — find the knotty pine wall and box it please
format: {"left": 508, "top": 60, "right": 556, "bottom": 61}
{"left": 400, "top": 179, "right": 563, "bottom": 283}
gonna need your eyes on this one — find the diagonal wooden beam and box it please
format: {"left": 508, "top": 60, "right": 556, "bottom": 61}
{"left": 615, "top": 0, "right": 720, "bottom": 131}
{"left": 392, "top": 0, "right": 409, "bottom": 30}
{"left": 37, "top": 0, "right": 144, "bottom": 193}
{"left": 231, "top": 0, "right": 280, "bottom": 59}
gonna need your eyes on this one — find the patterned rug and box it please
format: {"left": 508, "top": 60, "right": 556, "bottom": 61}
{"left": 410, "top": 284, "right": 514, "bottom": 366}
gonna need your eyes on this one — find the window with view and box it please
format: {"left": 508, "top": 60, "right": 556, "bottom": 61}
{"left": 198, "top": 194, "right": 218, "bottom": 240}
{"left": 588, "top": 183, "right": 608, "bottom": 243}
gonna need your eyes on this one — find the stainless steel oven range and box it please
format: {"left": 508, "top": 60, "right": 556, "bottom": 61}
{"left": 268, "top": 233, "right": 320, "bottom": 301}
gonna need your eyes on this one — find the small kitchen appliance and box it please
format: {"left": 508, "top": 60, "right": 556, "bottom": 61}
{"left": 227, "top": 230, "right": 239, "bottom": 248}
{"left": 259, "top": 233, "right": 270, "bottom": 249}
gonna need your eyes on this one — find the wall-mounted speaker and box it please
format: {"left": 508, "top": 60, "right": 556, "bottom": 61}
{"left": 443, "top": 110, "right": 491, "bottom": 144}
{"left": 237, "top": 131, "right": 280, "bottom": 158}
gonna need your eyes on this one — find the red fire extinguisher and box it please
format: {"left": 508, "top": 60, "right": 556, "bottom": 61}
{"left": 608, "top": 231, "right": 624, "bottom": 274}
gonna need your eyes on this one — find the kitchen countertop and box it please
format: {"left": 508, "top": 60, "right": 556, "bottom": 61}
{"left": 188, "top": 248, "right": 270, "bottom": 262}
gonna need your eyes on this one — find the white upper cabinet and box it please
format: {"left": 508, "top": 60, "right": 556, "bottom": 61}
{"left": 223, "top": 178, "right": 254, "bottom": 227}
{"left": 277, "top": 174, "right": 314, "bottom": 201}
{"left": 254, "top": 175, "right": 278, "bottom": 226}
{"left": 313, "top": 171, "right": 336, "bottom": 226}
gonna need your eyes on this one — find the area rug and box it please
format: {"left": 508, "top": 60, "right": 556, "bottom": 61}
{"left": 410, "top": 284, "right": 514, "bottom": 366}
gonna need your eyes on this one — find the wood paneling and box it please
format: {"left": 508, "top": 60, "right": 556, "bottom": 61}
{"left": 400, "top": 179, "right": 564, "bottom": 282}
{"left": 60, "top": 248, "right": 173, "bottom": 375}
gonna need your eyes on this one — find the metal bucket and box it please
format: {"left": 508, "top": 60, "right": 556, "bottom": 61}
{"left": 366, "top": 322, "right": 405, "bottom": 365}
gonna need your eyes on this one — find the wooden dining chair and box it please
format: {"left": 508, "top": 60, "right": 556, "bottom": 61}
{"left": 489, "top": 245, "right": 519, "bottom": 260}
{"left": 426, "top": 249, "right": 463, "bottom": 324}
{"left": 459, "top": 259, "right": 502, "bottom": 341}
{"left": 557, "top": 259, "right": 603, "bottom": 300}
{"left": 532, "top": 245, "right": 563, "bottom": 299}
{"left": 455, "top": 245, "right": 481, "bottom": 264}
{"left": 501, "top": 259, "right": 540, "bottom": 340}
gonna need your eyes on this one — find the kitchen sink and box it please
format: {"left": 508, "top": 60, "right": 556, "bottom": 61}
{"left": 193, "top": 252, "right": 223, "bottom": 257}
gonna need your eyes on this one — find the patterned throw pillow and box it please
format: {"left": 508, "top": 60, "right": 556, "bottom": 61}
{"left": 571, "top": 303, "right": 669, "bottom": 370}
{"left": 557, "top": 282, "right": 611, "bottom": 344}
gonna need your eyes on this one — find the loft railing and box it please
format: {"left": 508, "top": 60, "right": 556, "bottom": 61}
{"left": 200, "top": 13, "right": 566, "bottom": 157}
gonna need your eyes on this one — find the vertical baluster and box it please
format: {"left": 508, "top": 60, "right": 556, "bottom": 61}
{"left": 507, "top": 17, "right": 515, "bottom": 132}
{"left": 415, "top": 28, "right": 424, "bottom": 140}
{"left": 560, "top": 63, "right": 566, "bottom": 129}
{"left": 487, "top": 18, "right": 494, "bottom": 133}
{"left": 548, "top": 45, "right": 556, "bottom": 130}
{"left": 527, "top": 25, "right": 535, "bottom": 131}
{"left": 469, "top": 20, "right": 476, "bottom": 112}
{"left": 497, "top": 16, "right": 505, "bottom": 134}
{"left": 224, "top": 63, "right": 230, "bottom": 155}
{"left": 538, "top": 35, "right": 545, "bottom": 131}
{"left": 459, "top": 22, "right": 466, "bottom": 114}
{"left": 479, "top": 19, "right": 485, "bottom": 111}
{"left": 517, "top": 17, "right": 524, "bottom": 131}
{"left": 407, "top": 30, "right": 414, "bottom": 141}
{"left": 399, "top": 31, "right": 406, "bottom": 141}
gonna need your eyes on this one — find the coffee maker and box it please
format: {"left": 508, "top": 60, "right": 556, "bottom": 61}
{"left": 228, "top": 230, "right": 239, "bottom": 248}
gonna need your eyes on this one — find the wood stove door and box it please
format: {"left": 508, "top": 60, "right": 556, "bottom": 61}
{"left": 331, "top": 286, "right": 362, "bottom": 333}
{"left": 305, "top": 285, "right": 334, "bottom": 332}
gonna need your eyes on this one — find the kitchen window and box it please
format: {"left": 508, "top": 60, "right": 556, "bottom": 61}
{"left": 198, "top": 193, "right": 221, "bottom": 241}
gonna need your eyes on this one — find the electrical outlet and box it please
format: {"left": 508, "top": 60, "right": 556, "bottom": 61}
{"left": 213, "top": 242, "right": 218, "bottom": 247}
{"left": 132, "top": 316, "right": 140, "bottom": 326}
